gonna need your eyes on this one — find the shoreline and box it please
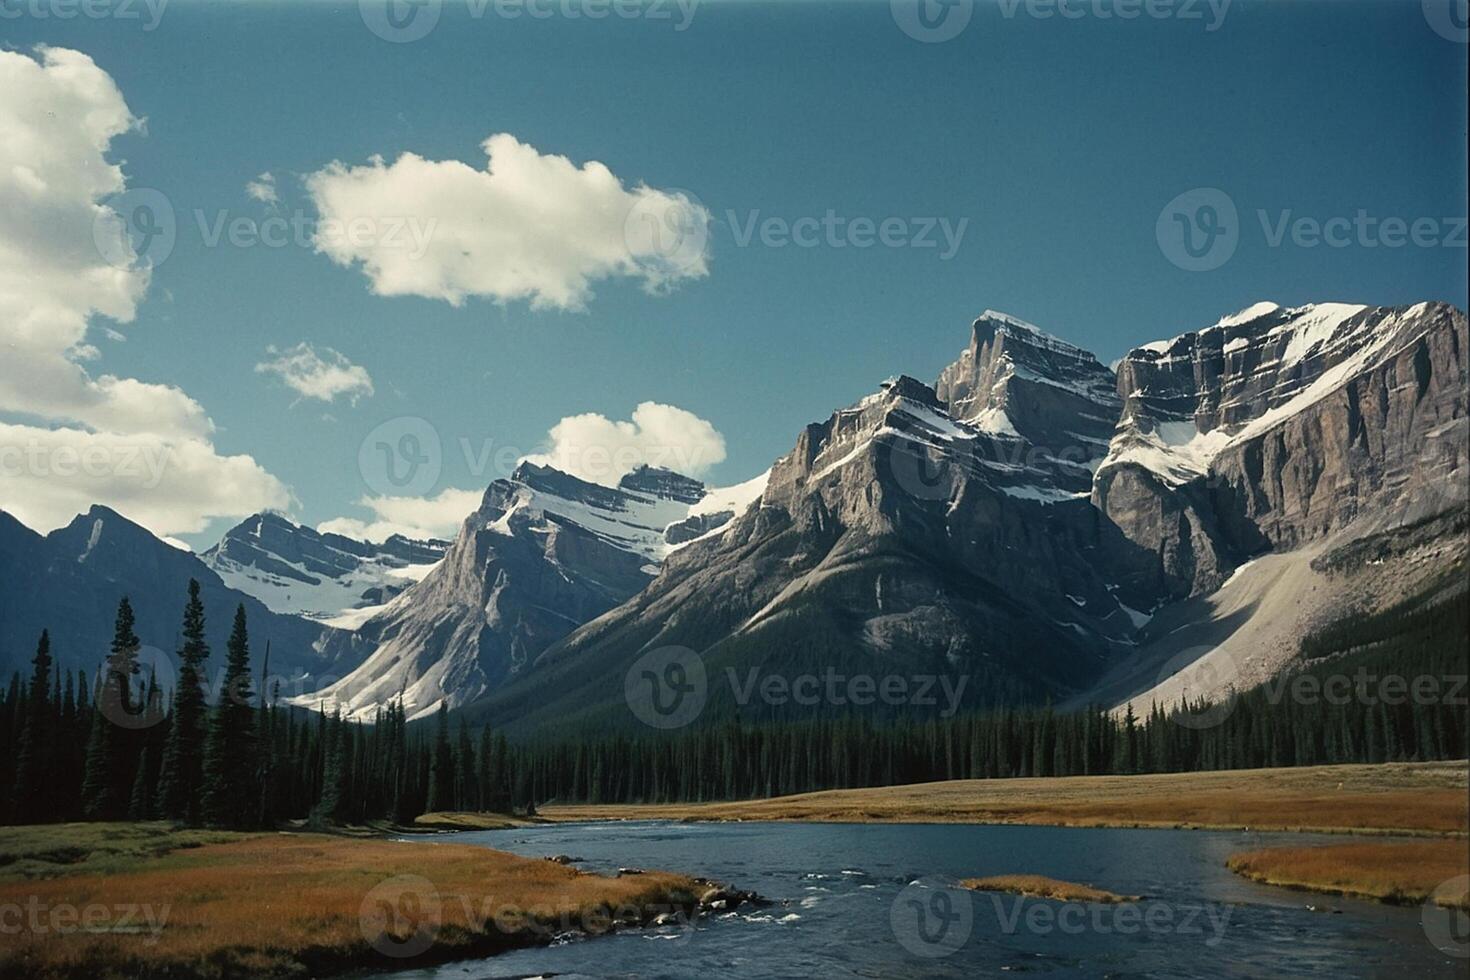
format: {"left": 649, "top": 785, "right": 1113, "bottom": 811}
{"left": 535, "top": 761, "right": 1470, "bottom": 838}
{"left": 0, "top": 823, "right": 758, "bottom": 980}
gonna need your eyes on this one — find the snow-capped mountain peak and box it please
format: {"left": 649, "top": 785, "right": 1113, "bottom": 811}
{"left": 201, "top": 512, "right": 447, "bottom": 623}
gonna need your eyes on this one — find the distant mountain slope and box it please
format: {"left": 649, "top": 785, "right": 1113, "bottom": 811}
{"left": 298, "top": 463, "right": 766, "bottom": 720}
{"left": 200, "top": 512, "right": 446, "bottom": 625}
{"left": 457, "top": 301, "right": 1466, "bottom": 734}
{"left": 0, "top": 506, "right": 354, "bottom": 689}
{"left": 1095, "top": 301, "right": 1468, "bottom": 597}
{"left": 464, "top": 314, "right": 1164, "bottom": 733}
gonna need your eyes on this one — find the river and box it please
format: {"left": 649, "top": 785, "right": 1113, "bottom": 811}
{"left": 370, "top": 821, "right": 1461, "bottom": 978}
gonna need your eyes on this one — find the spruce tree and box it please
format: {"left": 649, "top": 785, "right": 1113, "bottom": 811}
{"left": 200, "top": 605, "right": 256, "bottom": 828}
{"left": 425, "top": 704, "right": 454, "bottom": 813}
{"left": 157, "top": 580, "right": 211, "bottom": 823}
{"left": 127, "top": 747, "right": 153, "bottom": 820}
{"left": 12, "top": 631, "right": 53, "bottom": 824}
{"left": 81, "top": 597, "right": 142, "bottom": 819}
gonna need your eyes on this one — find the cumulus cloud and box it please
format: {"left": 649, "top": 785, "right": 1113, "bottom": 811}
{"left": 318, "top": 487, "right": 482, "bottom": 543}
{"left": 245, "top": 171, "right": 278, "bottom": 205}
{"left": 523, "top": 401, "right": 727, "bottom": 486}
{"left": 256, "top": 343, "right": 375, "bottom": 405}
{"left": 0, "top": 47, "right": 290, "bottom": 536}
{"left": 304, "top": 133, "right": 710, "bottom": 311}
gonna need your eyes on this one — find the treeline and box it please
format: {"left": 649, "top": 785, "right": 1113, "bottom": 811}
{"left": 483, "top": 589, "right": 1470, "bottom": 805}
{"left": 2, "top": 585, "right": 1464, "bottom": 823}
{"left": 0, "top": 581, "right": 522, "bottom": 827}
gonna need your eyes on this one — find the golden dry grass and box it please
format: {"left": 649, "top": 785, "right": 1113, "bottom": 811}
{"left": 960, "top": 875, "right": 1140, "bottom": 904}
{"left": 542, "top": 761, "right": 1470, "bottom": 836}
{"left": 0, "top": 829, "right": 709, "bottom": 979}
{"left": 1227, "top": 840, "right": 1470, "bottom": 909}
{"left": 410, "top": 811, "right": 526, "bottom": 831}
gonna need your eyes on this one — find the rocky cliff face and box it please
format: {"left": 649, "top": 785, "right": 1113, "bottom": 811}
{"left": 201, "top": 512, "right": 447, "bottom": 622}
{"left": 299, "top": 462, "right": 763, "bottom": 720}
{"left": 1095, "top": 301, "right": 1468, "bottom": 596}
{"left": 460, "top": 301, "right": 1467, "bottom": 733}
{"left": 468, "top": 318, "right": 1159, "bottom": 732}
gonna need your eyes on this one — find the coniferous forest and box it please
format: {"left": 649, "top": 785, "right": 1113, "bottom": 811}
{"left": 0, "top": 583, "right": 1464, "bottom": 826}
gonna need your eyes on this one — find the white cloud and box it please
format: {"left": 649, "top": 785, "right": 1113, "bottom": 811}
{"left": 523, "top": 401, "right": 727, "bottom": 486}
{"left": 256, "top": 343, "right": 375, "bottom": 405}
{"left": 0, "top": 47, "right": 290, "bottom": 537}
{"left": 304, "top": 133, "right": 710, "bottom": 311}
{"left": 246, "top": 171, "right": 278, "bottom": 205}
{"left": 318, "top": 487, "right": 482, "bottom": 543}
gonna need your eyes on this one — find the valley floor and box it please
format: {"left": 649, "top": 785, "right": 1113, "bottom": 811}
{"left": 0, "top": 822, "right": 728, "bottom": 980}
{"left": 538, "top": 760, "right": 1470, "bottom": 836}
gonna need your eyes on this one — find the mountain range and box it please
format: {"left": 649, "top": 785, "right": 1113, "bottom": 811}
{"left": 1, "top": 299, "right": 1464, "bottom": 731}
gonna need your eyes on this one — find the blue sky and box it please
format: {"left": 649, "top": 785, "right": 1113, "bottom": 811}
{"left": 3, "top": 0, "right": 1466, "bottom": 549}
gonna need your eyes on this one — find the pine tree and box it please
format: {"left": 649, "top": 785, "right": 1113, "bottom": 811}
{"left": 425, "top": 704, "right": 454, "bottom": 813}
{"left": 311, "top": 708, "right": 346, "bottom": 826}
{"left": 12, "top": 631, "right": 54, "bottom": 824}
{"left": 127, "top": 747, "right": 153, "bottom": 820}
{"left": 81, "top": 598, "right": 143, "bottom": 820}
{"left": 157, "top": 581, "right": 211, "bottom": 823}
{"left": 201, "top": 605, "right": 256, "bottom": 828}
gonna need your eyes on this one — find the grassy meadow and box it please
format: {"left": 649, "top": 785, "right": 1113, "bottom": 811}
{"left": 539, "top": 761, "right": 1469, "bottom": 836}
{"left": 0, "top": 822, "right": 716, "bottom": 979}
